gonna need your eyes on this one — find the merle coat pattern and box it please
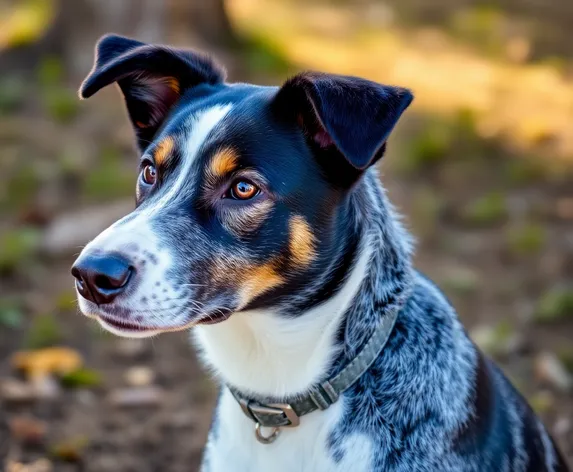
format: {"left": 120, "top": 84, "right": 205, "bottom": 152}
{"left": 72, "top": 35, "right": 569, "bottom": 472}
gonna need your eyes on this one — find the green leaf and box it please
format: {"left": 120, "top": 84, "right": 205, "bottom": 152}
{"left": 60, "top": 368, "right": 102, "bottom": 388}
{"left": 0, "top": 76, "right": 27, "bottom": 114}
{"left": 506, "top": 224, "right": 546, "bottom": 255}
{"left": 25, "top": 314, "right": 62, "bottom": 349}
{"left": 37, "top": 56, "right": 64, "bottom": 87}
{"left": 82, "top": 159, "right": 134, "bottom": 202}
{"left": 535, "top": 288, "right": 573, "bottom": 322}
{"left": 0, "top": 227, "right": 42, "bottom": 272}
{"left": 42, "top": 87, "right": 79, "bottom": 123}
{"left": 462, "top": 191, "right": 507, "bottom": 226}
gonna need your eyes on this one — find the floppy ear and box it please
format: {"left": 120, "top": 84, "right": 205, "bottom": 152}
{"left": 79, "top": 34, "right": 226, "bottom": 151}
{"left": 273, "top": 72, "right": 413, "bottom": 173}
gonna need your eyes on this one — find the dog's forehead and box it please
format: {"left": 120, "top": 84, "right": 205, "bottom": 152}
{"left": 148, "top": 84, "right": 277, "bottom": 165}
{"left": 166, "top": 83, "right": 276, "bottom": 137}
{"left": 147, "top": 82, "right": 306, "bottom": 187}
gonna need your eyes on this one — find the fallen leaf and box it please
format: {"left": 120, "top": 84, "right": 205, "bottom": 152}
{"left": 60, "top": 368, "right": 102, "bottom": 388}
{"left": 11, "top": 347, "right": 83, "bottom": 380}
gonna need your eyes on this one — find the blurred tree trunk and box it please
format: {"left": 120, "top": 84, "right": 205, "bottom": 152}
{"left": 169, "top": 0, "right": 236, "bottom": 47}
{"left": 1, "top": 0, "right": 235, "bottom": 80}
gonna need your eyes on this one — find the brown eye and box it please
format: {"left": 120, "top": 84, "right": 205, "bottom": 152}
{"left": 230, "top": 180, "right": 259, "bottom": 200}
{"left": 141, "top": 164, "right": 157, "bottom": 186}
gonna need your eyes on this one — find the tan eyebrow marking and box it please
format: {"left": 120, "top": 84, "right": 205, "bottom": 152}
{"left": 153, "top": 136, "right": 175, "bottom": 166}
{"left": 289, "top": 215, "right": 317, "bottom": 267}
{"left": 209, "top": 148, "right": 239, "bottom": 178}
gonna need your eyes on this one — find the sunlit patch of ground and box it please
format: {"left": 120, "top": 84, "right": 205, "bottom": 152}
{"left": 0, "top": 0, "right": 55, "bottom": 49}
{"left": 229, "top": 0, "right": 573, "bottom": 161}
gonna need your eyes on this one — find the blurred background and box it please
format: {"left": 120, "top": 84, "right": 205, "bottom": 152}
{"left": 0, "top": 0, "right": 572, "bottom": 470}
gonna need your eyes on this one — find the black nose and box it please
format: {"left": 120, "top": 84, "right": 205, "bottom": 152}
{"left": 71, "top": 253, "right": 134, "bottom": 305}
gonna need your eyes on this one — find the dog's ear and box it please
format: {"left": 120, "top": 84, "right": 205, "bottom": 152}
{"left": 79, "top": 34, "right": 226, "bottom": 151}
{"left": 273, "top": 72, "right": 412, "bottom": 175}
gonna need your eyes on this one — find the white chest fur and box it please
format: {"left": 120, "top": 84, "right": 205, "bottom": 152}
{"left": 194, "top": 239, "right": 374, "bottom": 470}
{"left": 193, "top": 240, "right": 372, "bottom": 397}
{"left": 202, "top": 388, "right": 374, "bottom": 472}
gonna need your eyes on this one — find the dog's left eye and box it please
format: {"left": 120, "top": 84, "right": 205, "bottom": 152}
{"left": 227, "top": 180, "right": 259, "bottom": 200}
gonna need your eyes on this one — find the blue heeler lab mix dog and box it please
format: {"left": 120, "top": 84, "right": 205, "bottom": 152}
{"left": 72, "top": 34, "right": 569, "bottom": 471}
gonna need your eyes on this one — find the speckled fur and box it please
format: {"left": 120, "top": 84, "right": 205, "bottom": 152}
{"left": 201, "top": 171, "right": 567, "bottom": 472}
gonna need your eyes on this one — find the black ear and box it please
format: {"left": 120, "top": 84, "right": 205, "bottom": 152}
{"left": 79, "top": 34, "right": 226, "bottom": 151}
{"left": 273, "top": 72, "right": 413, "bottom": 172}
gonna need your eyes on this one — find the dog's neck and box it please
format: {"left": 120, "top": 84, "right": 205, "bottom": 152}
{"left": 193, "top": 170, "right": 414, "bottom": 399}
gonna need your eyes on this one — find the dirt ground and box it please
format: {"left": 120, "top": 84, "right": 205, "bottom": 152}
{"left": 1, "top": 1, "right": 573, "bottom": 470}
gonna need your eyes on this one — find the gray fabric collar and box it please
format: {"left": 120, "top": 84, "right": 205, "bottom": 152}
{"left": 228, "top": 303, "right": 401, "bottom": 442}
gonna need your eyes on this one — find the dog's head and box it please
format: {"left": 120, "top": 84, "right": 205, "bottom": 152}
{"left": 72, "top": 34, "right": 412, "bottom": 338}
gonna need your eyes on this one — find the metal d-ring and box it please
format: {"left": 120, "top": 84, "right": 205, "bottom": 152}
{"left": 255, "top": 423, "right": 281, "bottom": 444}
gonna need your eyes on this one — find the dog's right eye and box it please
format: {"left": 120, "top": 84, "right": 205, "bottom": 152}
{"left": 141, "top": 163, "right": 157, "bottom": 186}
{"left": 228, "top": 180, "right": 260, "bottom": 200}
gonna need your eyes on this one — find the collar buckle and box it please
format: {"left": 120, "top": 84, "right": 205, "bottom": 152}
{"left": 238, "top": 398, "right": 300, "bottom": 428}
{"left": 238, "top": 399, "right": 300, "bottom": 444}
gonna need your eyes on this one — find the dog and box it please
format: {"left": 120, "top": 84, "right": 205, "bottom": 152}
{"left": 72, "top": 34, "right": 569, "bottom": 472}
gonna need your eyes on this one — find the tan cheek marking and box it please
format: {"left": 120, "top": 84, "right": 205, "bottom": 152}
{"left": 289, "top": 215, "right": 317, "bottom": 267}
{"left": 239, "top": 261, "right": 284, "bottom": 306}
{"left": 210, "top": 256, "right": 285, "bottom": 308}
{"left": 209, "top": 148, "right": 239, "bottom": 178}
{"left": 154, "top": 136, "right": 175, "bottom": 166}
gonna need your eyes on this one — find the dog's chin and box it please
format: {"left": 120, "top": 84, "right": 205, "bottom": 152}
{"left": 76, "top": 295, "right": 233, "bottom": 339}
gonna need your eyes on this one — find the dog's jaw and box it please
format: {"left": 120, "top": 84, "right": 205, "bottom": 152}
{"left": 193, "top": 236, "right": 373, "bottom": 398}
